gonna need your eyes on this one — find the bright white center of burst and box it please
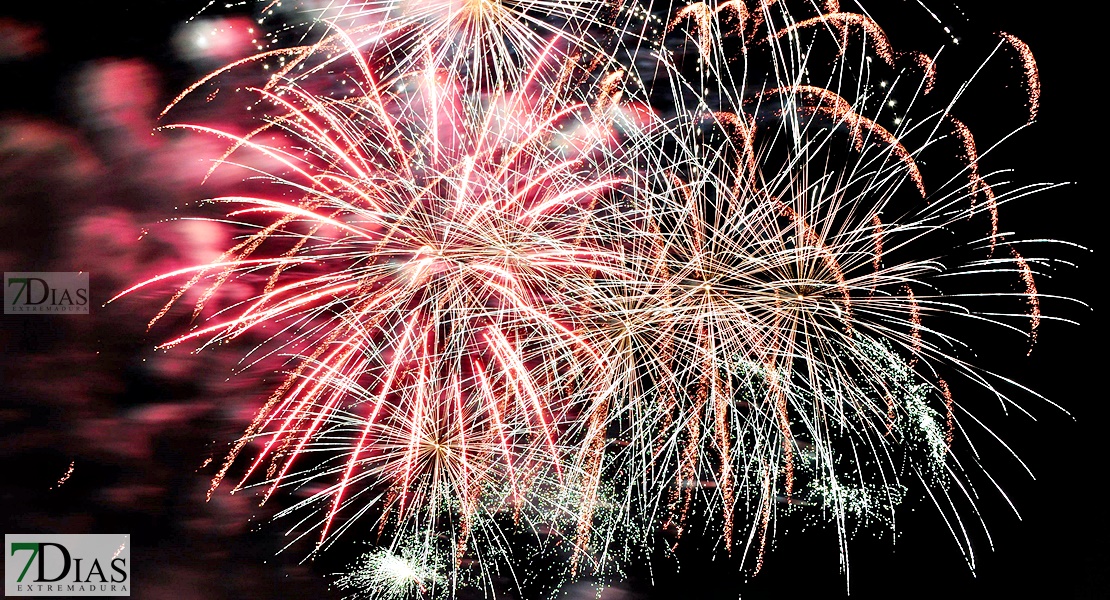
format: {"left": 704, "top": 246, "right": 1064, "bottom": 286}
{"left": 376, "top": 554, "right": 420, "bottom": 585}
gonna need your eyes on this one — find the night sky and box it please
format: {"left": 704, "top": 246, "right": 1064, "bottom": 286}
{"left": 0, "top": 2, "right": 1104, "bottom": 598}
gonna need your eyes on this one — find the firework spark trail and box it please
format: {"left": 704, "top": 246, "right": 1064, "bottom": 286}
{"left": 949, "top": 116, "right": 1001, "bottom": 250}
{"left": 773, "top": 12, "right": 895, "bottom": 65}
{"left": 668, "top": 1, "right": 751, "bottom": 60}
{"left": 49, "top": 461, "right": 75, "bottom": 490}
{"left": 903, "top": 50, "right": 938, "bottom": 95}
{"left": 999, "top": 32, "right": 1040, "bottom": 123}
{"left": 126, "top": 0, "right": 1078, "bottom": 595}
{"left": 760, "top": 85, "right": 926, "bottom": 197}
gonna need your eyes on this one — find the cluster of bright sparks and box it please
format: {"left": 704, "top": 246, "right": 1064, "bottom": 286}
{"left": 117, "top": 0, "right": 1069, "bottom": 596}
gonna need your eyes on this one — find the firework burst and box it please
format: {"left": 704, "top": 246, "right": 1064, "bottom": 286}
{"left": 119, "top": 30, "right": 639, "bottom": 564}
{"left": 120, "top": 0, "right": 1080, "bottom": 596}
